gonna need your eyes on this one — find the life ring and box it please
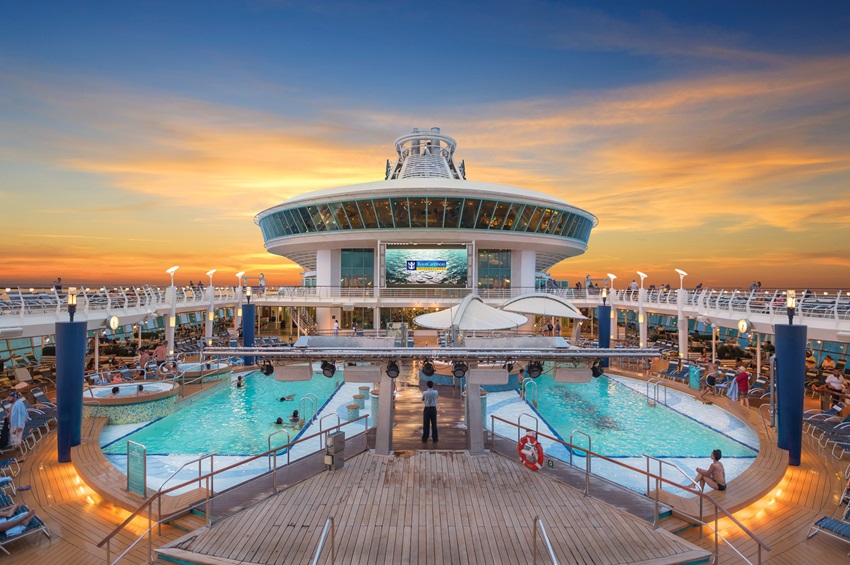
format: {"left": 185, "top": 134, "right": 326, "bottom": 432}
{"left": 518, "top": 432, "right": 544, "bottom": 471}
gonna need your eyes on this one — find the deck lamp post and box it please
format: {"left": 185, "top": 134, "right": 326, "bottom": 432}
{"left": 606, "top": 273, "right": 617, "bottom": 289}
{"left": 636, "top": 272, "right": 648, "bottom": 347}
{"left": 67, "top": 287, "right": 77, "bottom": 322}
{"left": 674, "top": 269, "right": 687, "bottom": 289}
{"left": 239, "top": 272, "right": 256, "bottom": 366}
{"left": 775, "top": 288, "right": 807, "bottom": 466}
{"left": 674, "top": 269, "right": 688, "bottom": 360}
{"left": 166, "top": 265, "right": 179, "bottom": 287}
{"left": 234, "top": 271, "right": 245, "bottom": 331}
{"left": 205, "top": 270, "right": 216, "bottom": 346}
{"left": 56, "top": 286, "right": 86, "bottom": 462}
{"left": 598, "top": 288, "right": 611, "bottom": 367}
{"left": 606, "top": 274, "right": 617, "bottom": 341}
{"left": 786, "top": 290, "right": 796, "bottom": 325}
{"left": 165, "top": 266, "right": 179, "bottom": 357}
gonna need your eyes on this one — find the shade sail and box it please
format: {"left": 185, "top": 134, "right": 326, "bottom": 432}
{"left": 501, "top": 293, "right": 587, "bottom": 319}
{"left": 414, "top": 295, "right": 528, "bottom": 331}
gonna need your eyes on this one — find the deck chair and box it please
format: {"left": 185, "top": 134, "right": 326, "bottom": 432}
{"left": 804, "top": 403, "right": 846, "bottom": 433}
{"left": 650, "top": 361, "right": 677, "bottom": 379}
{"left": 28, "top": 389, "right": 55, "bottom": 410}
{"left": 11, "top": 369, "right": 48, "bottom": 390}
{"left": 0, "top": 459, "right": 20, "bottom": 479}
{"left": 808, "top": 500, "right": 850, "bottom": 554}
{"left": 0, "top": 505, "right": 50, "bottom": 555}
{"left": 809, "top": 413, "right": 850, "bottom": 440}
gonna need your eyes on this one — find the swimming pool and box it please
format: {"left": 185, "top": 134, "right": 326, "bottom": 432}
{"left": 101, "top": 371, "right": 338, "bottom": 488}
{"left": 487, "top": 373, "right": 758, "bottom": 494}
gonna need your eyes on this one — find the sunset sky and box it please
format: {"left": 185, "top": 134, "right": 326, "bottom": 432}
{"left": 2, "top": 1, "right": 849, "bottom": 289}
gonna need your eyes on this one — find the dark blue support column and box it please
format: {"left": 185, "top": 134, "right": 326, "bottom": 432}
{"left": 775, "top": 323, "right": 807, "bottom": 466}
{"left": 242, "top": 303, "right": 256, "bottom": 366}
{"left": 597, "top": 305, "right": 611, "bottom": 367}
{"left": 55, "top": 321, "right": 87, "bottom": 463}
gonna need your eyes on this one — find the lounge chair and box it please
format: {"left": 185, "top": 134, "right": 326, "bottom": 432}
{"left": 809, "top": 413, "right": 850, "bottom": 440}
{"left": 11, "top": 369, "right": 49, "bottom": 390}
{"left": 803, "top": 403, "right": 846, "bottom": 433}
{"left": 650, "top": 361, "right": 677, "bottom": 379}
{"left": 808, "top": 500, "right": 850, "bottom": 554}
{"left": 0, "top": 505, "right": 50, "bottom": 555}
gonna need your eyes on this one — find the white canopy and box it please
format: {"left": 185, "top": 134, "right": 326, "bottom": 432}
{"left": 501, "top": 293, "right": 587, "bottom": 319}
{"left": 414, "top": 295, "right": 528, "bottom": 331}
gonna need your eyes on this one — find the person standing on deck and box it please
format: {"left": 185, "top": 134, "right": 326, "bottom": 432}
{"left": 422, "top": 380, "right": 438, "bottom": 443}
{"left": 8, "top": 392, "right": 29, "bottom": 447}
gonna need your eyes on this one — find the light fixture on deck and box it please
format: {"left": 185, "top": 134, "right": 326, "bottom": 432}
{"left": 502, "top": 361, "right": 514, "bottom": 373}
{"left": 246, "top": 286, "right": 252, "bottom": 304}
{"left": 422, "top": 361, "right": 435, "bottom": 377}
{"left": 451, "top": 361, "right": 468, "bottom": 379}
{"left": 606, "top": 273, "right": 617, "bottom": 290}
{"left": 261, "top": 361, "right": 274, "bottom": 376}
{"left": 674, "top": 269, "right": 688, "bottom": 289}
{"left": 601, "top": 287, "right": 608, "bottom": 306}
{"left": 67, "top": 287, "right": 78, "bottom": 322}
{"left": 636, "top": 271, "right": 647, "bottom": 289}
{"left": 386, "top": 361, "right": 400, "bottom": 379}
{"left": 786, "top": 290, "right": 796, "bottom": 325}
{"left": 166, "top": 266, "right": 179, "bottom": 287}
{"left": 526, "top": 361, "right": 543, "bottom": 379}
{"left": 206, "top": 269, "right": 216, "bottom": 287}
{"left": 320, "top": 361, "right": 336, "bottom": 378}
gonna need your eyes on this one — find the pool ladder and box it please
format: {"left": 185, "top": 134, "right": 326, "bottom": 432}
{"left": 299, "top": 393, "right": 319, "bottom": 423}
{"left": 521, "top": 379, "right": 538, "bottom": 407}
{"left": 646, "top": 379, "right": 668, "bottom": 407}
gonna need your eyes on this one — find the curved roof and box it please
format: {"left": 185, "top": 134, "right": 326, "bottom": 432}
{"left": 256, "top": 178, "right": 586, "bottom": 223}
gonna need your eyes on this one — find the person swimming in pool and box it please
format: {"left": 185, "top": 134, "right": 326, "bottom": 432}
{"left": 108, "top": 386, "right": 120, "bottom": 398}
{"left": 693, "top": 449, "right": 726, "bottom": 491}
{"left": 290, "top": 410, "right": 300, "bottom": 424}
{"left": 236, "top": 375, "right": 244, "bottom": 388}
{"left": 273, "top": 417, "right": 284, "bottom": 425}
{"left": 279, "top": 394, "right": 296, "bottom": 402}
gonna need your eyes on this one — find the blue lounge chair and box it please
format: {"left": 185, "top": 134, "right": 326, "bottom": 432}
{"left": 0, "top": 505, "right": 50, "bottom": 555}
{"left": 650, "top": 361, "right": 677, "bottom": 380}
{"left": 809, "top": 413, "right": 850, "bottom": 440}
{"left": 804, "top": 403, "right": 846, "bottom": 433}
{"left": 808, "top": 501, "right": 850, "bottom": 554}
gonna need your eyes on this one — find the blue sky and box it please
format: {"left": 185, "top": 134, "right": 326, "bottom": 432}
{"left": 2, "top": 1, "right": 849, "bottom": 286}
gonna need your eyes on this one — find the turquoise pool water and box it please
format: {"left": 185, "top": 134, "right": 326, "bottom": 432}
{"left": 102, "top": 372, "right": 341, "bottom": 457}
{"left": 531, "top": 375, "right": 758, "bottom": 458}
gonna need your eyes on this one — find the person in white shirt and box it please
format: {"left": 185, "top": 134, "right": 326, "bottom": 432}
{"left": 821, "top": 368, "right": 847, "bottom": 406}
{"left": 421, "top": 380, "right": 439, "bottom": 443}
{"left": 627, "top": 280, "right": 639, "bottom": 291}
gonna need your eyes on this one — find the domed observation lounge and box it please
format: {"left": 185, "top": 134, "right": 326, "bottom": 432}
{"left": 255, "top": 128, "right": 598, "bottom": 332}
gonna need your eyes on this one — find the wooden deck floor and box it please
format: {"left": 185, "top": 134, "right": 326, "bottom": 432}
{"left": 159, "top": 451, "right": 711, "bottom": 565}
{"left": 4, "top": 371, "right": 850, "bottom": 563}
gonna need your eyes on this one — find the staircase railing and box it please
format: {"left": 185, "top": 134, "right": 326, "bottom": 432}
{"left": 532, "top": 515, "right": 559, "bottom": 565}
{"left": 98, "top": 414, "right": 369, "bottom": 564}
{"left": 490, "top": 414, "right": 771, "bottom": 564}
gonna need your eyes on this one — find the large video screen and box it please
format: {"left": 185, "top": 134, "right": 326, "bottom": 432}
{"left": 385, "top": 247, "right": 467, "bottom": 287}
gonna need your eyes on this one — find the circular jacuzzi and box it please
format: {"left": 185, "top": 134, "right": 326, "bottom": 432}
{"left": 87, "top": 382, "right": 174, "bottom": 398}
{"left": 83, "top": 380, "right": 179, "bottom": 425}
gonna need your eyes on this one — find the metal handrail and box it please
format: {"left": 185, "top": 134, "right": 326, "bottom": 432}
{"left": 99, "top": 414, "right": 370, "bottom": 562}
{"left": 569, "top": 430, "right": 592, "bottom": 495}
{"left": 532, "top": 515, "right": 558, "bottom": 565}
{"left": 319, "top": 413, "right": 341, "bottom": 448}
{"left": 644, "top": 454, "right": 703, "bottom": 529}
{"left": 489, "top": 414, "right": 771, "bottom": 563}
{"left": 759, "top": 404, "right": 775, "bottom": 442}
{"left": 517, "top": 413, "right": 539, "bottom": 443}
{"left": 311, "top": 516, "right": 336, "bottom": 565}
{"left": 267, "top": 429, "right": 291, "bottom": 470}
{"left": 522, "top": 379, "right": 538, "bottom": 406}
{"left": 156, "top": 454, "right": 215, "bottom": 533}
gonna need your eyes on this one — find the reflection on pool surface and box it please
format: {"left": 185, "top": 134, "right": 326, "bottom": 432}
{"left": 532, "top": 374, "right": 758, "bottom": 458}
{"left": 102, "top": 371, "right": 341, "bottom": 457}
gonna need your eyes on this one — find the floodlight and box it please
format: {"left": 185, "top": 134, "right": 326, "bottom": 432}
{"left": 320, "top": 361, "right": 336, "bottom": 378}
{"left": 386, "top": 361, "right": 400, "bottom": 379}
{"left": 261, "top": 362, "right": 274, "bottom": 376}
{"left": 526, "top": 361, "right": 543, "bottom": 379}
{"left": 422, "top": 361, "right": 435, "bottom": 377}
{"left": 452, "top": 361, "right": 468, "bottom": 379}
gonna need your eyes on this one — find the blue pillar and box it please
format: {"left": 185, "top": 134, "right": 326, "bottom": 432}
{"left": 597, "top": 305, "right": 611, "bottom": 367}
{"left": 242, "top": 303, "right": 256, "bottom": 366}
{"left": 55, "top": 321, "right": 87, "bottom": 463}
{"left": 775, "top": 323, "right": 807, "bottom": 466}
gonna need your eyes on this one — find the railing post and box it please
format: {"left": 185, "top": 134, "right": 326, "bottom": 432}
{"left": 584, "top": 453, "right": 590, "bottom": 496}
{"left": 331, "top": 517, "right": 336, "bottom": 563}
{"left": 533, "top": 516, "right": 538, "bottom": 565}
{"left": 715, "top": 505, "right": 719, "bottom": 562}
{"left": 148, "top": 504, "right": 152, "bottom": 563}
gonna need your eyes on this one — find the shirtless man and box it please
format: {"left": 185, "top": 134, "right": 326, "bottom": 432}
{"left": 694, "top": 449, "right": 727, "bottom": 491}
{"left": 0, "top": 504, "right": 37, "bottom": 536}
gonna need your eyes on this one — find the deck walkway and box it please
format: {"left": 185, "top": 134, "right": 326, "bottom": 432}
{"left": 159, "top": 450, "right": 711, "bottom": 565}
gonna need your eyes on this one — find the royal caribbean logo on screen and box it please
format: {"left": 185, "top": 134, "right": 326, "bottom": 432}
{"left": 406, "top": 260, "right": 447, "bottom": 271}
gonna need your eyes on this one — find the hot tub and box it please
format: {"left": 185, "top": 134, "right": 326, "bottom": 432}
{"left": 83, "top": 381, "right": 178, "bottom": 425}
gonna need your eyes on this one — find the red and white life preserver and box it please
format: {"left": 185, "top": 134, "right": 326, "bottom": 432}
{"left": 518, "top": 432, "right": 544, "bottom": 471}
